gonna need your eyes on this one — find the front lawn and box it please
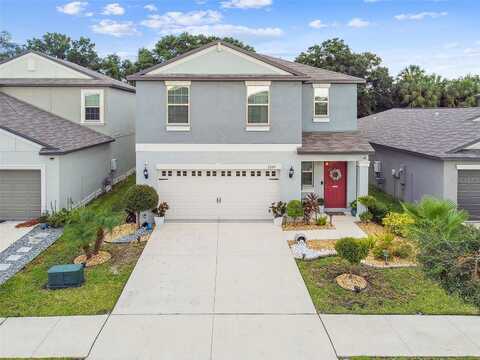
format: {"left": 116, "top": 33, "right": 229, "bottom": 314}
{"left": 298, "top": 256, "right": 478, "bottom": 315}
{"left": 0, "top": 175, "right": 145, "bottom": 317}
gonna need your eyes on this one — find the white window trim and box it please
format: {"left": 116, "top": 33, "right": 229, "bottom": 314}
{"left": 313, "top": 83, "right": 330, "bottom": 122}
{"left": 246, "top": 81, "right": 271, "bottom": 130}
{"left": 166, "top": 81, "right": 191, "bottom": 131}
{"left": 81, "top": 89, "right": 104, "bottom": 125}
{"left": 301, "top": 161, "right": 314, "bottom": 190}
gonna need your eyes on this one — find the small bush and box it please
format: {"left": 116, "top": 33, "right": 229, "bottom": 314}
{"left": 359, "top": 211, "right": 373, "bottom": 223}
{"left": 358, "top": 195, "right": 377, "bottom": 209}
{"left": 287, "top": 200, "right": 303, "bottom": 223}
{"left": 392, "top": 242, "right": 414, "bottom": 259}
{"left": 372, "top": 232, "right": 395, "bottom": 259}
{"left": 124, "top": 185, "right": 159, "bottom": 224}
{"left": 335, "top": 237, "right": 370, "bottom": 266}
{"left": 383, "top": 212, "right": 414, "bottom": 237}
{"left": 46, "top": 208, "right": 72, "bottom": 228}
{"left": 362, "top": 235, "right": 377, "bottom": 250}
{"left": 270, "top": 201, "right": 287, "bottom": 218}
{"left": 316, "top": 215, "right": 328, "bottom": 226}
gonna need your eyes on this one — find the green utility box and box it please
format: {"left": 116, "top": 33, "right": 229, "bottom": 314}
{"left": 47, "top": 264, "right": 84, "bottom": 289}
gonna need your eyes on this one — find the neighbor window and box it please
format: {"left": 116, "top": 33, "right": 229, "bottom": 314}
{"left": 81, "top": 89, "right": 104, "bottom": 124}
{"left": 301, "top": 162, "right": 314, "bottom": 189}
{"left": 167, "top": 84, "right": 189, "bottom": 126}
{"left": 247, "top": 85, "right": 269, "bottom": 125}
{"left": 314, "top": 86, "right": 329, "bottom": 118}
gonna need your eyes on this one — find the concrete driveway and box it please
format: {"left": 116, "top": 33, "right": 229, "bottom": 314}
{"left": 0, "top": 221, "right": 32, "bottom": 253}
{"left": 89, "top": 223, "right": 337, "bottom": 360}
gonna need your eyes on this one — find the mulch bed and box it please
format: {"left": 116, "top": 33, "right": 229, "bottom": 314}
{"left": 283, "top": 223, "right": 335, "bottom": 231}
{"left": 103, "top": 223, "right": 138, "bottom": 243}
{"left": 288, "top": 239, "right": 337, "bottom": 250}
{"left": 74, "top": 251, "right": 111, "bottom": 267}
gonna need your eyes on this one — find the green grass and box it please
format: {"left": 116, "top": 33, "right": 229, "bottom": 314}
{"left": 297, "top": 256, "right": 478, "bottom": 315}
{"left": 369, "top": 185, "right": 404, "bottom": 213}
{"left": 0, "top": 175, "right": 145, "bottom": 317}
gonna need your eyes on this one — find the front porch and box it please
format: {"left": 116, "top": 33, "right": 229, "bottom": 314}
{"left": 297, "top": 131, "right": 374, "bottom": 215}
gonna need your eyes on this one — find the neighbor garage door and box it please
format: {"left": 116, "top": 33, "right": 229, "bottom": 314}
{"left": 157, "top": 168, "right": 280, "bottom": 220}
{"left": 458, "top": 170, "right": 480, "bottom": 220}
{"left": 0, "top": 170, "right": 41, "bottom": 220}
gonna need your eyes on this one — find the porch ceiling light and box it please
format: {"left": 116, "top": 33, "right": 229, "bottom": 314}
{"left": 289, "top": 166, "right": 294, "bottom": 178}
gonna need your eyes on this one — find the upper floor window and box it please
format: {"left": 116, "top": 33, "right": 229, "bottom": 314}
{"left": 166, "top": 81, "right": 190, "bottom": 130}
{"left": 313, "top": 84, "right": 330, "bottom": 122}
{"left": 246, "top": 81, "right": 270, "bottom": 130}
{"left": 81, "top": 89, "right": 104, "bottom": 124}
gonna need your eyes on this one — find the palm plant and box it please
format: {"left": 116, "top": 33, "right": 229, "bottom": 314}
{"left": 93, "top": 211, "right": 121, "bottom": 254}
{"left": 70, "top": 209, "right": 97, "bottom": 260}
{"left": 402, "top": 196, "right": 468, "bottom": 242}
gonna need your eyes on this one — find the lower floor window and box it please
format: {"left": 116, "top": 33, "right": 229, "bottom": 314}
{"left": 301, "top": 162, "right": 314, "bottom": 188}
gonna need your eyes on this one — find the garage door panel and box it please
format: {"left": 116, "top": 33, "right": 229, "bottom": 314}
{"left": 458, "top": 170, "right": 480, "bottom": 220}
{"left": 157, "top": 169, "right": 280, "bottom": 221}
{"left": 0, "top": 170, "right": 41, "bottom": 220}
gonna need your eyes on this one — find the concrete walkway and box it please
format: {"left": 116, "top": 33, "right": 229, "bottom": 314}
{"left": 88, "top": 222, "right": 337, "bottom": 360}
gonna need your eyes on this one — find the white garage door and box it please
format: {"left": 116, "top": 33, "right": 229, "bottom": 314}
{"left": 157, "top": 168, "right": 280, "bottom": 220}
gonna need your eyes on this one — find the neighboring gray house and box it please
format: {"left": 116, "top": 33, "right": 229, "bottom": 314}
{"left": 0, "top": 51, "right": 136, "bottom": 220}
{"left": 359, "top": 108, "right": 480, "bottom": 220}
{"left": 129, "top": 41, "right": 372, "bottom": 221}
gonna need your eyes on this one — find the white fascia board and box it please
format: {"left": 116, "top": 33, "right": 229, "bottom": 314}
{"left": 457, "top": 164, "right": 480, "bottom": 170}
{"left": 156, "top": 163, "right": 282, "bottom": 170}
{"left": 136, "top": 143, "right": 300, "bottom": 152}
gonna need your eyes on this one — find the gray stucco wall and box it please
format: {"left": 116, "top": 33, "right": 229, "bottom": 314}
{"left": 369, "top": 145, "right": 444, "bottom": 203}
{"left": 136, "top": 81, "right": 302, "bottom": 144}
{"left": 302, "top": 83, "right": 357, "bottom": 132}
{"left": 58, "top": 144, "right": 112, "bottom": 208}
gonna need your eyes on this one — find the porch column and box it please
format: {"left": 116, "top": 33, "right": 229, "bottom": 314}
{"left": 357, "top": 160, "right": 370, "bottom": 215}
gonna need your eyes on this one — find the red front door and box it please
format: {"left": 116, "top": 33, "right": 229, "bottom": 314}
{"left": 324, "top": 161, "right": 347, "bottom": 208}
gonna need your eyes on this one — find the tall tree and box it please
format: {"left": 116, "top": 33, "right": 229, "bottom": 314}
{"left": 67, "top": 37, "right": 101, "bottom": 70}
{"left": 152, "top": 32, "right": 255, "bottom": 63}
{"left": 100, "top": 54, "right": 122, "bottom": 80}
{"left": 395, "top": 65, "right": 445, "bottom": 108}
{"left": 135, "top": 47, "right": 156, "bottom": 72}
{"left": 26, "top": 32, "right": 71, "bottom": 59}
{"left": 442, "top": 75, "right": 480, "bottom": 107}
{"left": 295, "top": 38, "right": 393, "bottom": 117}
{"left": 0, "top": 31, "right": 23, "bottom": 60}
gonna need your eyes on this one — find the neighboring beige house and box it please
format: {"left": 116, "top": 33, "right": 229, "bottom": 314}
{"left": 0, "top": 51, "right": 136, "bottom": 220}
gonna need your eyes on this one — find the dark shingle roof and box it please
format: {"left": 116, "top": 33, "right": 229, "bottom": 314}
{"left": 128, "top": 41, "right": 365, "bottom": 84}
{"left": 298, "top": 131, "right": 374, "bottom": 154}
{"left": 358, "top": 108, "right": 480, "bottom": 160}
{"left": 0, "top": 92, "right": 114, "bottom": 155}
{"left": 0, "top": 51, "right": 135, "bottom": 93}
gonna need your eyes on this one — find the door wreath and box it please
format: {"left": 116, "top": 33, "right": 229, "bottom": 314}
{"left": 329, "top": 168, "right": 342, "bottom": 182}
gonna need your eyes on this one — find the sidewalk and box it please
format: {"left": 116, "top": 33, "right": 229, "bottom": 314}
{"left": 322, "top": 314, "right": 480, "bottom": 358}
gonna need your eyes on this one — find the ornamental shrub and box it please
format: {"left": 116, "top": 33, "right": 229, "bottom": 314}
{"left": 316, "top": 215, "right": 328, "bottom": 226}
{"left": 359, "top": 211, "right": 373, "bottom": 223}
{"left": 372, "top": 232, "right": 395, "bottom": 259}
{"left": 335, "top": 237, "right": 369, "bottom": 266}
{"left": 287, "top": 200, "right": 304, "bottom": 224}
{"left": 358, "top": 195, "right": 388, "bottom": 224}
{"left": 124, "top": 185, "right": 159, "bottom": 225}
{"left": 382, "top": 212, "right": 414, "bottom": 237}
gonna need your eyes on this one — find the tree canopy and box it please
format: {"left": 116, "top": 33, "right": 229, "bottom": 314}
{"left": 1, "top": 31, "right": 479, "bottom": 116}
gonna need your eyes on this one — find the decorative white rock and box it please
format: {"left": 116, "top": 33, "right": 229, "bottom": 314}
{"left": 290, "top": 241, "right": 337, "bottom": 260}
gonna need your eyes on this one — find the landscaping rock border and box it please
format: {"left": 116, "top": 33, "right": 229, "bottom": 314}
{"left": 0, "top": 226, "right": 63, "bottom": 285}
{"left": 108, "top": 226, "right": 152, "bottom": 243}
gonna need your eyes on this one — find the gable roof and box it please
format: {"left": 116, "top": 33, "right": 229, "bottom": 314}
{"left": 128, "top": 41, "right": 365, "bottom": 84}
{"left": 0, "top": 92, "right": 114, "bottom": 155}
{"left": 358, "top": 107, "right": 480, "bottom": 160}
{"left": 0, "top": 51, "right": 135, "bottom": 93}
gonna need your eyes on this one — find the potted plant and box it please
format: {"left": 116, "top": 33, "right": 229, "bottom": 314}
{"left": 269, "top": 201, "right": 286, "bottom": 226}
{"left": 318, "top": 198, "right": 325, "bottom": 214}
{"left": 153, "top": 202, "right": 169, "bottom": 227}
{"left": 350, "top": 200, "right": 357, "bottom": 217}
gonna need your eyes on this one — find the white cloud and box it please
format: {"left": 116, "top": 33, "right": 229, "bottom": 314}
{"left": 102, "top": 3, "right": 125, "bottom": 16}
{"left": 56, "top": 1, "right": 90, "bottom": 16}
{"left": 394, "top": 11, "right": 447, "bottom": 21}
{"left": 91, "top": 19, "right": 139, "bottom": 37}
{"left": 221, "top": 0, "right": 272, "bottom": 9}
{"left": 443, "top": 42, "right": 459, "bottom": 49}
{"left": 140, "top": 9, "right": 282, "bottom": 37}
{"left": 144, "top": 4, "right": 157, "bottom": 12}
{"left": 141, "top": 10, "right": 222, "bottom": 29}
{"left": 309, "top": 19, "right": 328, "bottom": 29}
{"left": 348, "top": 18, "right": 370, "bottom": 28}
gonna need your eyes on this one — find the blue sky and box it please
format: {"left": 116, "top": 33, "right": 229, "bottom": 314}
{"left": 1, "top": 0, "right": 478, "bottom": 78}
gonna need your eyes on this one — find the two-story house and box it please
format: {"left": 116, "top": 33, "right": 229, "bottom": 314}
{"left": 0, "top": 51, "right": 136, "bottom": 220}
{"left": 129, "top": 41, "right": 372, "bottom": 221}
